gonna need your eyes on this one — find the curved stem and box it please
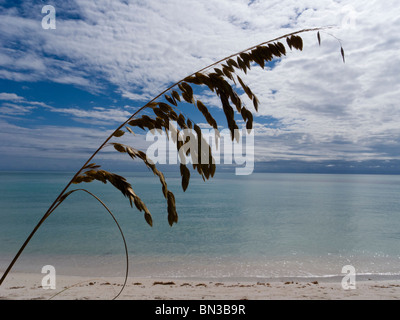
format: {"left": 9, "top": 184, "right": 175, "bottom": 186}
{"left": 47, "top": 189, "right": 129, "bottom": 300}
{"left": 0, "top": 27, "right": 330, "bottom": 286}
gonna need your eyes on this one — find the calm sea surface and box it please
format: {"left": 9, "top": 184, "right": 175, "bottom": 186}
{"left": 1, "top": 171, "right": 400, "bottom": 281}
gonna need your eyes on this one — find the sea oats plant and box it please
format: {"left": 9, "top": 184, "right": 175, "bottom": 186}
{"left": 0, "top": 28, "right": 345, "bottom": 298}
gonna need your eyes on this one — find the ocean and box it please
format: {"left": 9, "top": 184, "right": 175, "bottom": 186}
{"left": 1, "top": 171, "right": 400, "bottom": 282}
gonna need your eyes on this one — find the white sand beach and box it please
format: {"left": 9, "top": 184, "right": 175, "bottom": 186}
{"left": 1, "top": 272, "right": 400, "bottom": 300}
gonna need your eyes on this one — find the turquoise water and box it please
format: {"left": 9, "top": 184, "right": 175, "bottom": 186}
{"left": 1, "top": 171, "right": 400, "bottom": 280}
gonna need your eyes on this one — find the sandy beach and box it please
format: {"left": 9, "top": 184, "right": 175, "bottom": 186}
{"left": 1, "top": 272, "right": 400, "bottom": 300}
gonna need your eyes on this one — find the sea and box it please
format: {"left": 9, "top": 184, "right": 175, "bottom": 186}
{"left": 1, "top": 171, "right": 400, "bottom": 283}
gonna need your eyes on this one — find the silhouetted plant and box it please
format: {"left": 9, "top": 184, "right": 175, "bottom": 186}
{"left": 0, "top": 27, "right": 345, "bottom": 298}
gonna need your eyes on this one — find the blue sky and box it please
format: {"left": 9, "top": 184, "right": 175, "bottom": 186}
{"left": 1, "top": 0, "right": 400, "bottom": 172}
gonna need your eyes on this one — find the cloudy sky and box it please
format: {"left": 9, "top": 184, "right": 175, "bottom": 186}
{"left": 0, "top": 0, "right": 400, "bottom": 173}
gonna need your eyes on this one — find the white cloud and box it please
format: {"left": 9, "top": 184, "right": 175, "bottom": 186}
{"left": 48, "top": 106, "right": 132, "bottom": 123}
{"left": 0, "top": 92, "right": 133, "bottom": 124}
{"left": 0, "top": 119, "right": 150, "bottom": 167}
{"left": 0, "top": 93, "right": 25, "bottom": 101}
{"left": 1, "top": 0, "right": 400, "bottom": 165}
{"left": 231, "top": 1, "right": 400, "bottom": 161}
{"left": 0, "top": 102, "right": 36, "bottom": 115}
{"left": 0, "top": 93, "right": 50, "bottom": 117}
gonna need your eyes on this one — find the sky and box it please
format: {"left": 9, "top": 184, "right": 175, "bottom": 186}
{"left": 0, "top": 0, "right": 400, "bottom": 173}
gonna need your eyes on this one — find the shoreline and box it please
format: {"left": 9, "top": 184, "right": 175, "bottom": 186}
{"left": 1, "top": 272, "right": 400, "bottom": 300}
